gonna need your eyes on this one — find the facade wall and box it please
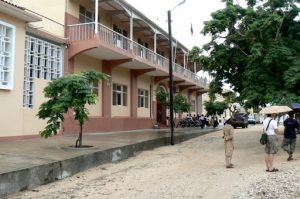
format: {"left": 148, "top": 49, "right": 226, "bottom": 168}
{"left": 202, "top": 93, "right": 209, "bottom": 116}
{"left": 189, "top": 92, "right": 197, "bottom": 116}
{"left": 66, "top": 0, "right": 78, "bottom": 17}
{"left": 74, "top": 54, "right": 103, "bottom": 117}
{"left": 180, "top": 90, "right": 197, "bottom": 117}
{"left": 22, "top": 79, "right": 48, "bottom": 134}
{"left": 0, "top": 14, "right": 51, "bottom": 137}
{"left": 0, "top": 0, "right": 207, "bottom": 138}
{"left": 1, "top": 6, "right": 66, "bottom": 138}
{"left": 0, "top": 15, "right": 25, "bottom": 136}
{"left": 153, "top": 83, "right": 159, "bottom": 102}
{"left": 137, "top": 75, "right": 152, "bottom": 118}
{"left": 13, "top": 0, "right": 65, "bottom": 37}
{"left": 111, "top": 67, "right": 130, "bottom": 117}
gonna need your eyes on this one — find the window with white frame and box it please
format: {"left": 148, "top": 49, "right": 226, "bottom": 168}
{"left": 190, "top": 100, "right": 195, "bottom": 112}
{"left": 112, "top": 83, "right": 127, "bottom": 106}
{"left": 0, "top": 21, "right": 15, "bottom": 90}
{"left": 23, "top": 35, "right": 63, "bottom": 108}
{"left": 138, "top": 89, "right": 149, "bottom": 108}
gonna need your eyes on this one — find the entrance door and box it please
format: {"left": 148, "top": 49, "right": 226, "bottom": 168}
{"left": 157, "top": 103, "right": 166, "bottom": 125}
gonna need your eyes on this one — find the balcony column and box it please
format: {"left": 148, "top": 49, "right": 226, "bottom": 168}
{"left": 151, "top": 80, "right": 157, "bottom": 121}
{"left": 194, "top": 62, "right": 197, "bottom": 73}
{"left": 197, "top": 95, "right": 201, "bottom": 114}
{"left": 130, "top": 70, "right": 138, "bottom": 118}
{"left": 185, "top": 54, "right": 188, "bottom": 69}
{"left": 154, "top": 32, "right": 157, "bottom": 53}
{"left": 130, "top": 13, "right": 133, "bottom": 51}
{"left": 184, "top": 52, "right": 187, "bottom": 69}
{"left": 188, "top": 93, "right": 191, "bottom": 113}
{"left": 154, "top": 32, "right": 157, "bottom": 63}
{"left": 95, "top": 0, "right": 99, "bottom": 33}
{"left": 102, "top": 62, "right": 112, "bottom": 118}
{"left": 130, "top": 14, "right": 133, "bottom": 40}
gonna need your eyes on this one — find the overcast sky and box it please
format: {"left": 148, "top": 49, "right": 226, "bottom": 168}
{"left": 126, "top": 0, "right": 225, "bottom": 49}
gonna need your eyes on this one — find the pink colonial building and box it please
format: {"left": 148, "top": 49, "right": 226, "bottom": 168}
{"left": 0, "top": 0, "right": 208, "bottom": 140}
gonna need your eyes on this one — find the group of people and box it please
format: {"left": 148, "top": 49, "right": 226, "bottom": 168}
{"left": 222, "top": 111, "right": 299, "bottom": 170}
{"left": 184, "top": 114, "right": 219, "bottom": 128}
{"left": 199, "top": 114, "right": 219, "bottom": 129}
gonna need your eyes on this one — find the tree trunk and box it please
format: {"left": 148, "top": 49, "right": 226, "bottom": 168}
{"left": 75, "top": 122, "right": 83, "bottom": 148}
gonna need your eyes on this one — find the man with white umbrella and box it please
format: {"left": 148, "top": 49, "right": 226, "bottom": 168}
{"left": 260, "top": 105, "right": 292, "bottom": 172}
{"left": 263, "top": 113, "right": 279, "bottom": 172}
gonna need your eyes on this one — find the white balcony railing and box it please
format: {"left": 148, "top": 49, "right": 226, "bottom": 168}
{"left": 68, "top": 22, "right": 95, "bottom": 41}
{"left": 68, "top": 22, "right": 208, "bottom": 87}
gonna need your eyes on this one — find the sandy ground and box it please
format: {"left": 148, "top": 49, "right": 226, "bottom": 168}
{"left": 8, "top": 124, "right": 300, "bottom": 199}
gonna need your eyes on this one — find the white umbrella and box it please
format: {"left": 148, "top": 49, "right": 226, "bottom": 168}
{"left": 259, "top": 105, "right": 292, "bottom": 114}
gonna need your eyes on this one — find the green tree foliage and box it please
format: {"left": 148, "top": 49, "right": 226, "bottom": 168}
{"left": 37, "top": 70, "right": 109, "bottom": 147}
{"left": 155, "top": 87, "right": 169, "bottom": 107}
{"left": 191, "top": 0, "right": 300, "bottom": 108}
{"left": 204, "top": 100, "right": 228, "bottom": 116}
{"left": 155, "top": 88, "right": 191, "bottom": 118}
{"left": 173, "top": 94, "right": 191, "bottom": 116}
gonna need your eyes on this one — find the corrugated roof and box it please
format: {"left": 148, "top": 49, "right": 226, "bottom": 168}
{"left": 0, "top": 0, "right": 41, "bottom": 22}
{"left": 0, "top": 0, "right": 25, "bottom": 10}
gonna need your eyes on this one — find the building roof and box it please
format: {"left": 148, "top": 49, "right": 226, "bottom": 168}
{"left": 119, "top": 0, "right": 189, "bottom": 53}
{"left": 0, "top": 0, "right": 41, "bottom": 22}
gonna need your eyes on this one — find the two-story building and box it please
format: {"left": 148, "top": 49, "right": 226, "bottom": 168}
{"left": 0, "top": 0, "right": 208, "bottom": 140}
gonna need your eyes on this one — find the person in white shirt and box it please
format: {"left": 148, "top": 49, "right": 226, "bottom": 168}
{"left": 263, "top": 113, "right": 279, "bottom": 172}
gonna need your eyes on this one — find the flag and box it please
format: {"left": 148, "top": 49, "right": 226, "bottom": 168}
{"left": 190, "top": 23, "right": 194, "bottom": 36}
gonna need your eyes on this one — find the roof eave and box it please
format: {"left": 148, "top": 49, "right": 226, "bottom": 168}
{"left": 0, "top": 1, "right": 41, "bottom": 22}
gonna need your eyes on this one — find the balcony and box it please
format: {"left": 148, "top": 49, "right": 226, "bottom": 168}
{"left": 67, "top": 22, "right": 208, "bottom": 89}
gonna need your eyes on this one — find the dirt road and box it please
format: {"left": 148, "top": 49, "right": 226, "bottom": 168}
{"left": 9, "top": 125, "right": 300, "bottom": 199}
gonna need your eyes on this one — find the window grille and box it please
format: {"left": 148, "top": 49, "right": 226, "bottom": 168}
{"left": 23, "top": 35, "right": 63, "bottom": 108}
{"left": 0, "top": 21, "right": 15, "bottom": 90}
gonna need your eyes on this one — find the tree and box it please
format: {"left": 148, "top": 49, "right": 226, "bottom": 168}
{"left": 191, "top": 0, "right": 300, "bottom": 109}
{"left": 173, "top": 94, "right": 191, "bottom": 118}
{"left": 156, "top": 87, "right": 169, "bottom": 107}
{"left": 155, "top": 88, "right": 191, "bottom": 121}
{"left": 222, "top": 91, "right": 242, "bottom": 114}
{"left": 37, "top": 70, "right": 109, "bottom": 148}
{"left": 204, "top": 100, "right": 228, "bottom": 116}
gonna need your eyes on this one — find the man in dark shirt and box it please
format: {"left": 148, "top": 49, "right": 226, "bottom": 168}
{"left": 282, "top": 111, "right": 299, "bottom": 161}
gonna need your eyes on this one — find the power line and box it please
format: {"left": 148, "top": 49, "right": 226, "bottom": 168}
{"left": 24, "top": 8, "right": 64, "bottom": 27}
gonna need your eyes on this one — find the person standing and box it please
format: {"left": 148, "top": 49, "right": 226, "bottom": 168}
{"left": 199, "top": 114, "right": 205, "bottom": 129}
{"left": 223, "top": 118, "right": 234, "bottom": 168}
{"left": 263, "top": 113, "right": 279, "bottom": 172}
{"left": 282, "top": 111, "right": 299, "bottom": 161}
{"left": 213, "top": 115, "right": 219, "bottom": 128}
